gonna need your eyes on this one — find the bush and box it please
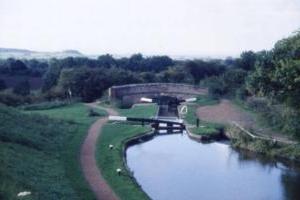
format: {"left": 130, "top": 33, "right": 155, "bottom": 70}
{"left": 246, "top": 97, "right": 300, "bottom": 138}
{"left": 282, "top": 108, "right": 300, "bottom": 139}
{"left": 87, "top": 108, "right": 106, "bottom": 117}
{"left": 235, "top": 86, "right": 248, "bottom": 101}
{"left": 21, "top": 101, "right": 69, "bottom": 111}
{"left": 13, "top": 80, "right": 30, "bottom": 96}
{"left": 206, "top": 76, "right": 227, "bottom": 98}
{"left": 0, "top": 91, "right": 31, "bottom": 106}
{"left": 246, "top": 97, "right": 270, "bottom": 112}
{"left": 43, "top": 87, "right": 67, "bottom": 101}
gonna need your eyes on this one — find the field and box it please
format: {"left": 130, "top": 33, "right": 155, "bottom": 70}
{"left": 96, "top": 104, "right": 157, "bottom": 200}
{"left": 0, "top": 103, "right": 106, "bottom": 200}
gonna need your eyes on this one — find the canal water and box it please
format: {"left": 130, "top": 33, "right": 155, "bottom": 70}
{"left": 126, "top": 133, "right": 300, "bottom": 200}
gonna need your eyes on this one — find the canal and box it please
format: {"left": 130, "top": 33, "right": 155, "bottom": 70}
{"left": 126, "top": 101, "right": 300, "bottom": 200}
{"left": 126, "top": 133, "right": 300, "bottom": 200}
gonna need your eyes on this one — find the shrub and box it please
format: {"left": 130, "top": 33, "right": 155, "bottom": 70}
{"left": 87, "top": 108, "right": 106, "bottom": 117}
{"left": 21, "top": 101, "right": 69, "bottom": 111}
{"left": 0, "top": 91, "right": 31, "bottom": 106}
{"left": 206, "top": 76, "right": 227, "bottom": 98}
{"left": 246, "top": 97, "right": 300, "bottom": 138}
{"left": 43, "top": 87, "right": 66, "bottom": 101}
{"left": 13, "top": 80, "right": 30, "bottom": 96}
{"left": 235, "top": 86, "right": 248, "bottom": 101}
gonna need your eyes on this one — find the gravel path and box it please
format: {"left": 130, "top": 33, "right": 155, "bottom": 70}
{"left": 80, "top": 103, "right": 119, "bottom": 200}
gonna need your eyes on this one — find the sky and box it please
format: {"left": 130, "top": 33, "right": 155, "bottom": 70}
{"left": 0, "top": 0, "right": 300, "bottom": 57}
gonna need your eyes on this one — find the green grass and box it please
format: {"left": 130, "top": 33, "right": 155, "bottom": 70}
{"left": 183, "top": 95, "right": 222, "bottom": 136}
{"left": 96, "top": 104, "right": 157, "bottom": 200}
{"left": 194, "top": 95, "right": 219, "bottom": 106}
{"left": 28, "top": 103, "right": 106, "bottom": 123}
{"left": 0, "top": 105, "right": 78, "bottom": 199}
{"left": 0, "top": 103, "right": 106, "bottom": 199}
{"left": 184, "top": 95, "right": 219, "bottom": 125}
{"left": 20, "top": 101, "right": 69, "bottom": 111}
{"left": 117, "top": 104, "right": 157, "bottom": 118}
{"left": 28, "top": 103, "right": 107, "bottom": 200}
{"left": 190, "top": 123, "right": 222, "bottom": 136}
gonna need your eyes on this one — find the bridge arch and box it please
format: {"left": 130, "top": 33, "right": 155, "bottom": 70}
{"left": 109, "top": 83, "right": 207, "bottom": 107}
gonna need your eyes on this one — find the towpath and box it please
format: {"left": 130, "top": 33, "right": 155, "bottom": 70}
{"left": 80, "top": 103, "right": 119, "bottom": 200}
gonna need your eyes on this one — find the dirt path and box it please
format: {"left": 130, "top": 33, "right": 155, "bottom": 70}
{"left": 197, "top": 99, "right": 295, "bottom": 144}
{"left": 197, "top": 100, "right": 255, "bottom": 127}
{"left": 80, "top": 103, "right": 119, "bottom": 200}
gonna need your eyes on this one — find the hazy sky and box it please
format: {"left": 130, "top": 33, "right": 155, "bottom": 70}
{"left": 0, "top": 0, "right": 299, "bottom": 57}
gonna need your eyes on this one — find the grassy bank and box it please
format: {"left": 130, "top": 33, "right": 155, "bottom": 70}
{"left": 183, "top": 95, "right": 223, "bottom": 136}
{"left": 28, "top": 103, "right": 107, "bottom": 200}
{"left": 232, "top": 138, "right": 300, "bottom": 162}
{"left": 0, "top": 103, "right": 106, "bottom": 199}
{"left": 227, "top": 123, "right": 300, "bottom": 162}
{"left": 96, "top": 104, "right": 157, "bottom": 200}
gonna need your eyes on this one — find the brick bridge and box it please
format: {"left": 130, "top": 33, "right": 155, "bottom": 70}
{"left": 109, "top": 83, "right": 207, "bottom": 106}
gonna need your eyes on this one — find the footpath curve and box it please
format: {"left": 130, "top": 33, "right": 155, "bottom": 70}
{"left": 80, "top": 103, "right": 119, "bottom": 200}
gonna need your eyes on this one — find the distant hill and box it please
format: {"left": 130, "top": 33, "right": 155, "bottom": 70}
{"left": 0, "top": 48, "right": 84, "bottom": 59}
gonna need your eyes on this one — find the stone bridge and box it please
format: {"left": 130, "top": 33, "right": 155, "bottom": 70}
{"left": 109, "top": 83, "right": 207, "bottom": 107}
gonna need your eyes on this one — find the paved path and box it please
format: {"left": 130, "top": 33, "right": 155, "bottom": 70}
{"left": 80, "top": 103, "right": 119, "bottom": 200}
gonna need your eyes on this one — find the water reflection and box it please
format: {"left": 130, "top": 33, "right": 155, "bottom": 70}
{"left": 126, "top": 133, "right": 300, "bottom": 200}
{"left": 282, "top": 170, "right": 300, "bottom": 200}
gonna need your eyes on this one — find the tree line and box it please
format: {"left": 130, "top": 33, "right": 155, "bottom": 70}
{"left": 0, "top": 32, "right": 299, "bottom": 137}
{"left": 0, "top": 53, "right": 229, "bottom": 102}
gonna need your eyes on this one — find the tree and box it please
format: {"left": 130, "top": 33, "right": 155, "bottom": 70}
{"left": 42, "top": 63, "right": 62, "bottom": 92}
{"left": 271, "top": 60, "right": 300, "bottom": 108}
{"left": 6, "top": 59, "right": 28, "bottom": 75}
{"left": 13, "top": 80, "right": 30, "bottom": 96}
{"left": 107, "top": 67, "right": 142, "bottom": 85}
{"left": 140, "top": 72, "right": 157, "bottom": 83}
{"left": 144, "top": 56, "right": 174, "bottom": 72}
{"left": 273, "top": 32, "right": 300, "bottom": 60}
{"left": 185, "top": 60, "right": 225, "bottom": 84}
{"left": 158, "top": 66, "right": 192, "bottom": 83}
{"left": 204, "top": 68, "right": 248, "bottom": 98}
{"left": 206, "top": 76, "right": 227, "bottom": 98}
{"left": 246, "top": 32, "right": 300, "bottom": 108}
{"left": 58, "top": 67, "right": 112, "bottom": 102}
{"left": 128, "top": 54, "right": 144, "bottom": 71}
{"left": 222, "top": 69, "right": 248, "bottom": 89}
{"left": 97, "top": 54, "right": 116, "bottom": 68}
{"left": 0, "top": 79, "right": 7, "bottom": 91}
{"left": 237, "top": 51, "right": 257, "bottom": 71}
